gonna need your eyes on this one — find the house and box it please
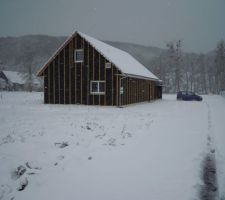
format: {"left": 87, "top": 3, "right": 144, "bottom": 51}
{"left": 37, "top": 31, "right": 162, "bottom": 106}
{"left": 0, "top": 70, "right": 41, "bottom": 91}
{"left": 0, "top": 71, "right": 9, "bottom": 90}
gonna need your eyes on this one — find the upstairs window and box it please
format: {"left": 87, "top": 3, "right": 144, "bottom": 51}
{"left": 90, "top": 81, "right": 105, "bottom": 95}
{"left": 74, "top": 49, "right": 83, "bottom": 63}
{"left": 105, "top": 62, "right": 111, "bottom": 69}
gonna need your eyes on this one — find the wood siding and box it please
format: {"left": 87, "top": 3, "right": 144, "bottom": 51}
{"left": 43, "top": 33, "right": 162, "bottom": 106}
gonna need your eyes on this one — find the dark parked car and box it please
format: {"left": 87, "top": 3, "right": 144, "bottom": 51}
{"left": 177, "top": 91, "right": 203, "bottom": 101}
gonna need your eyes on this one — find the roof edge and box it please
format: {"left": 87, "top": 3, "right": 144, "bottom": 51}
{"left": 78, "top": 31, "right": 160, "bottom": 81}
{"left": 36, "top": 31, "right": 77, "bottom": 76}
{"left": 37, "top": 31, "right": 161, "bottom": 83}
{"left": 124, "top": 73, "right": 161, "bottom": 82}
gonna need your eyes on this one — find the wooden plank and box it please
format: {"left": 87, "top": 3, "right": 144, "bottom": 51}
{"left": 74, "top": 36, "right": 77, "bottom": 103}
{"left": 65, "top": 45, "right": 69, "bottom": 104}
{"left": 104, "top": 58, "right": 106, "bottom": 105}
{"left": 53, "top": 60, "right": 55, "bottom": 104}
{"left": 63, "top": 48, "right": 66, "bottom": 104}
{"left": 113, "top": 67, "right": 117, "bottom": 106}
{"left": 69, "top": 41, "right": 71, "bottom": 104}
{"left": 89, "top": 44, "right": 93, "bottom": 105}
{"left": 92, "top": 47, "right": 94, "bottom": 105}
{"left": 105, "top": 60, "right": 111, "bottom": 105}
{"left": 54, "top": 56, "right": 59, "bottom": 104}
{"left": 126, "top": 78, "right": 128, "bottom": 105}
{"left": 100, "top": 55, "right": 105, "bottom": 105}
{"left": 44, "top": 69, "right": 48, "bottom": 103}
{"left": 128, "top": 79, "right": 130, "bottom": 104}
{"left": 87, "top": 43, "right": 89, "bottom": 105}
{"left": 48, "top": 64, "right": 50, "bottom": 103}
{"left": 49, "top": 63, "right": 54, "bottom": 103}
{"left": 99, "top": 53, "right": 100, "bottom": 105}
{"left": 116, "top": 70, "right": 119, "bottom": 106}
{"left": 93, "top": 50, "right": 99, "bottom": 105}
{"left": 80, "top": 39, "right": 83, "bottom": 104}
{"left": 60, "top": 51, "right": 64, "bottom": 104}
{"left": 82, "top": 39, "right": 87, "bottom": 105}
{"left": 112, "top": 64, "right": 114, "bottom": 105}
{"left": 70, "top": 38, "right": 75, "bottom": 104}
{"left": 58, "top": 55, "right": 60, "bottom": 103}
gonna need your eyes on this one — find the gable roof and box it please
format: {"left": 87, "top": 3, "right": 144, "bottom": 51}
{"left": 2, "top": 71, "right": 25, "bottom": 84}
{"left": 2, "top": 70, "right": 40, "bottom": 85}
{"left": 37, "top": 31, "right": 160, "bottom": 81}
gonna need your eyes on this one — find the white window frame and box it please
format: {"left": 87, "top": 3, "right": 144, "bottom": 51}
{"left": 90, "top": 80, "right": 105, "bottom": 95}
{"left": 74, "top": 49, "right": 83, "bottom": 63}
{"left": 105, "top": 62, "right": 111, "bottom": 69}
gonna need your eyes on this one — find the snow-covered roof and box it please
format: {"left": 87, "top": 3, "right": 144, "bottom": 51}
{"left": 2, "top": 70, "right": 40, "bottom": 85}
{"left": 78, "top": 32, "right": 159, "bottom": 81}
{"left": 37, "top": 31, "right": 160, "bottom": 81}
{"left": 3, "top": 71, "right": 25, "bottom": 84}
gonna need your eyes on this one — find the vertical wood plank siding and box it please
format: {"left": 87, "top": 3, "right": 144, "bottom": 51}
{"left": 65, "top": 45, "right": 70, "bottom": 104}
{"left": 42, "top": 33, "right": 162, "bottom": 106}
{"left": 44, "top": 69, "right": 48, "bottom": 103}
{"left": 49, "top": 63, "right": 54, "bottom": 103}
{"left": 59, "top": 51, "right": 64, "bottom": 104}
{"left": 54, "top": 56, "right": 59, "bottom": 104}
{"left": 82, "top": 39, "right": 87, "bottom": 104}
{"left": 89, "top": 44, "right": 93, "bottom": 105}
{"left": 106, "top": 59, "right": 112, "bottom": 105}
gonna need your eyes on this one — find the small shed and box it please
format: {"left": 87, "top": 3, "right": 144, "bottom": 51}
{"left": 37, "top": 31, "right": 162, "bottom": 106}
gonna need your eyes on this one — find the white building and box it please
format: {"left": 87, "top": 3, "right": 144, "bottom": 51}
{"left": 0, "top": 70, "right": 42, "bottom": 91}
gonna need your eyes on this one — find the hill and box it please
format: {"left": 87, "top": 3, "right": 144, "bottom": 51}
{"left": 0, "top": 35, "right": 164, "bottom": 73}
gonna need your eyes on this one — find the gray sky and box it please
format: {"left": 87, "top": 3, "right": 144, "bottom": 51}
{"left": 0, "top": 0, "right": 225, "bottom": 53}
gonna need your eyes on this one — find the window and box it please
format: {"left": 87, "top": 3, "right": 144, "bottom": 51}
{"left": 105, "top": 62, "right": 111, "bottom": 69}
{"left": 74, "top": 49, "right": 83, "bottom": 63}
{"left": 90, "top": 81, "right": 105, "bottom": 95}
{"left": 187, "top": 91, "right": 194, "bottom": 95}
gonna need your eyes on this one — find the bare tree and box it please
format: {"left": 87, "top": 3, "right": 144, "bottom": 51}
{"left": 215, "top": 40, "right": 225, "bottom": 93}
{"left": 166, "top": 40, "right": 183, "bottom": 92}
{"left": 197, "top": 54, "right": 207, "bottom": 94}
{"left": 22, "top": 45, "right": 34, "bottom": 92}
{"left": 183, "top": 54, "right": 196, "bottom": 92}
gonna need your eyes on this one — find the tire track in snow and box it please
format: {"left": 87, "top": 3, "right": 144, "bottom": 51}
{"left": 199, "top": 102, "right": 218, "bottom": 200}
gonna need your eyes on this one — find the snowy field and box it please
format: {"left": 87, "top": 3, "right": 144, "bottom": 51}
{"left": 0, "top": 92, "right": 225, "bottom": 200}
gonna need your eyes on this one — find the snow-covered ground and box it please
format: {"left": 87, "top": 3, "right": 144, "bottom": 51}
{"left": 0, "top": 92, "right": 224, "bottom": 200}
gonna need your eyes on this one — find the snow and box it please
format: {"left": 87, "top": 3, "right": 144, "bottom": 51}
{"left": 78, "top": 32, "right": 159, "bottom": 81}
{"left": 0, "top": 92, "right": 224, "bottom": 200}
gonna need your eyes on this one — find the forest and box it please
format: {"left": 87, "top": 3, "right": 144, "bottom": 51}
{"left": 150, "top": 40, "right": 225, "bottom": 94}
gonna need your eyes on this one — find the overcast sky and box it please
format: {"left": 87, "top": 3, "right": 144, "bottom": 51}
{"left": 0, "top": 0, "right": 225, "bottom": 53}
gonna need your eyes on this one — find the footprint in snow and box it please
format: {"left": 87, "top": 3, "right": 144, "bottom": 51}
{"left": 25, "top": 161, "right": 42, "bottom": 170}
{"left": 11, "top": 165, "right": 26, "bottom": 180}
{"left": 55, "top": 142, "right": 69, "bottom": 148}
{"left": 54, "top": 155, "right": 65, "bottom": 166}
{"left": 0, "top": 185, "right": 13, "bottom": 200}
{"left": 17, "top": 178, "right": 28, "bottom": 191}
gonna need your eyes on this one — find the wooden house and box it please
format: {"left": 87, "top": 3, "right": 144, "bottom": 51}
{"left": 37, "top": 31, "right": 162, "bottom": 106}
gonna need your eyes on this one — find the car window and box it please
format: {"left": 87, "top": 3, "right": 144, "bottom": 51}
{"left": 187, "top": 91, "right": 194, "bottom": 95}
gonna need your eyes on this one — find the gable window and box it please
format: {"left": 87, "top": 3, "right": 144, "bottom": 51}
{"left": 105, "top": 62, "right": 111, "bottom": 69}
{"left": 90, "top": 81, "right": 105, "bottom": 95}
{"left": 74, "top": 49, "right": 83, "bottom": 63}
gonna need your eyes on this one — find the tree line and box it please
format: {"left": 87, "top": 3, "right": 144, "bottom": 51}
{"left": 150, "top": 40, "right": 225, "bottom": 94}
